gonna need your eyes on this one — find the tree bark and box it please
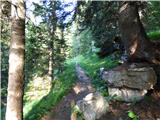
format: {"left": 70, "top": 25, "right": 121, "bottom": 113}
{"left": 48, "top": 44, "right": 53, "bottom": 80}
{"left": 118, "top": 2, "right": 160, "bottom": 64}
{"left": 47, "top": 1, "right": 57, "bottom": 80}
{"left": 6, "top": 0, "right": 25, "bottom": 120}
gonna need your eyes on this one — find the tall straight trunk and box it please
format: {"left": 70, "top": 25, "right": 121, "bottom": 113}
{"left": 47, "top": 1, "right": 57, "bottom": 80}
{"left": 118, "top": 2, "right": 160, "bottom": 64}
{"left": 48, "top": 45, "right": 53, "bottom": 80}
{"left": 6, "top": 0, "right": 25, "bottom": 120}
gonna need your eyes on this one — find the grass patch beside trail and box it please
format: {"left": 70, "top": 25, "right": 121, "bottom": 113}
{"left": 23, "top": 54, "right": 118, "bottom": 120}
{"left": 23, "top": 61, "right": 76, "bottom": 120}
{"left": 148, "top": 30, "right": 160, "bottom": 40}
{"left": 70, "top": 54, "right": 119, "bottom": 96}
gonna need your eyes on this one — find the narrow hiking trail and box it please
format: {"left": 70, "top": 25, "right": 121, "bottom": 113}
{"left": 41, "top": 65, "right": 160, "bottom": 120}
{"left": 41, "top": 65, "right": 95, "bottom": 120}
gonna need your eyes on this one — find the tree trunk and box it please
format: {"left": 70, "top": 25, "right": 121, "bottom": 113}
{"left": 118, "top": 2, "right": 160, "bottom": 64}
{"left": 48, "top": 45, "right": 53, "bottom": 80}
{"left": 6, "top": 0, "right": 25, "bottom": 120}
{"left": 47, "top": 1, "right": 57, "bottom": 80}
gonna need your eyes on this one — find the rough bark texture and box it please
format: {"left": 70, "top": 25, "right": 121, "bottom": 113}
{"left": 47, "top": 1, "right": 56, "bottom": 80}
{"left": 97, "top": 36, "right": 124, "bottom": 58}
{"left": 6, "top": 0, "right": 25, "bottom": 120}
{"left": 48, "top": 46, "right": 53, "bottom": 80}
{"left": 118, "top": 2, "right": 160, "bottom": 64}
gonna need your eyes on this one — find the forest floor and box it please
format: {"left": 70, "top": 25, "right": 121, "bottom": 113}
{"left": 41, "top": 65, "right": 95, "bottom": 120}
{"left": 41, "top": 65, "right": 160, "bottom": 120}
{"left": 99, "top": 91, "right": 160, "bottom": 120}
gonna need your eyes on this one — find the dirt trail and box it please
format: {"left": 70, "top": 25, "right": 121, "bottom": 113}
{"left": 42, "top": 65, "right": 160, "bottom": 120}
{"left": 41, "top": 65, "right": 95, "bottom": 120}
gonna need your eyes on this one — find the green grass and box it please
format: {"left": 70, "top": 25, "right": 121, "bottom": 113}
{"left": 147, "top": 30, "right": 160, "bottom": 40}
{"left": 23, "top": 53, "right": 119, "bottom": 120}
{"left": 69, "top": 54, "right": 119, "bottom": 96}
{"left": 23, "top": 61, "right": 76, "bottom": 120}
{"left": 21, "top": 30, "right": 160, "bottom": 120}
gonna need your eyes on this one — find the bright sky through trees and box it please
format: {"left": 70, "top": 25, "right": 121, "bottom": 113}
{"left": 26, "top": 0, "right": 76, "bottom": 24}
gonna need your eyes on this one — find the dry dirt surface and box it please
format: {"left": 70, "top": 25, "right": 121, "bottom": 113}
{"left": 99, "top": 93, "right": 160, "bottom": 120}
{"left": 41, "top": 65, "right": 95, "bottom": 120}
{"left": 41, "top": 65, "right": 160, "bottom": 120}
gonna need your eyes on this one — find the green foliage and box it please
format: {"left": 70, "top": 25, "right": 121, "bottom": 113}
{"left": 25, "top": 22, "right": 48, "bottom": 78}
{"left": 24, "top": 0, "right": 69, "bottom": 103}
{"left": 23, "top": 62, "right": 76, "bottom": 120}
{"left": 2, "top": 1, "right": 160, "bottom": 120}
{"left": 71, "top": 27, "right": 96, "bottom": 56}
{"left": 75, "top": 1, "right": 119, "bottom": 47}
{"left": 144, "top": 2, "right": 160, "bottom": 31}
{"left": 75, "top": 1, "right": 160, "bottom": 48}
{"left": 71, "top": 103, "right": 84, "bottom": 120}
{"left": 147, "top": 30, "right": 160, "bottom": 40}
{"left": 67, "top": 53, "right": 119, "bottom": 119}
{"left": 1, "top": 2, "right": 11, "bottom": 119}
{"left": 69, "top": 54, "right": 119, "bottom": 95}
{"left": 127, "top": 111, "right": 139, "bottom": 120}
{"left": 118, "top": 117, "right": 123, "bottom": 120}
{"left": 23, "top": 1, "right": 76, "bottom": 120}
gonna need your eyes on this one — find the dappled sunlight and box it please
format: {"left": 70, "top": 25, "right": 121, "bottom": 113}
{"left": 2, "top": 0, "right": 160, "bottom": 120}
{"left": 9, "top": 48, "right": 24, "bottom": 73}
{"left": 24, "top": 75, "right": 52, "bottom": 102}
{"left": 95, "top": 94, "right": 108, "bottom": 114}
{"left": 119, "top": 3, "right": 128, "bottom": 13}
{"left": 12, "top": 0, "right": 25, "bottom": 19}
{"left": 6, "top": 110, "right": 17, "bottom": 120}
{"left": 77, "top": 92, "right": 109, "bottom": 120}
{"left": 73, "top": 83, "right": 95, "bottom": 94}
{"left": 130, "top": 39, "right": 138, "bottom": 55}
{"left": 23, "top": 62, "right": 76, "bottom": 120}
{"left": 73, "top": 83, "right": 85, "bottom": 94}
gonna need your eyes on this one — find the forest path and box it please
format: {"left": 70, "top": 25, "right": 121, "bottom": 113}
{"left": 41, "top": 64, "right": 95, "bottom": 120}
{"left": 41, "top": 64, "right": 160, "bottom": 120}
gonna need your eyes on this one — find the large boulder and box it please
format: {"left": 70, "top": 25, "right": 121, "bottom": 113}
{"left": 108, "top": 87, "right": 147, "bottom": 102}
{"left": 102, "top": 63, "right": 157, "bottom": 102}
{"left": 77, "top": 92, "right": 109, "bottom": 120}
{"left": 102, "top": 64, "right": 157, "bottom": 90}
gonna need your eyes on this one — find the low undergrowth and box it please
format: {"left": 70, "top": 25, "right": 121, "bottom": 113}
{"left": 148, "top": 30, "right": 160, "bottom": 40}
{"left": 23, "top": 62, "right": 76, "bottom": 120}
{"left": 70, "top": 54, "right": 119, "bottom": 96}
{"left": 22, "top": 30, "right": 160, "bottom": 119}
{"left": 23, "top": 53, "right": 119, "bottom": 120}
{"left": 23, "top": 29, "right": 160, "bottom": 119}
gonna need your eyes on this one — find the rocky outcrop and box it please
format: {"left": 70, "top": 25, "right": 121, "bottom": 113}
{"left": 102, "top": 63, "right": 157, "bottom": 102}
{"left": 75, "top": 65, "right": 109, "bottom": 120}
{"left": 77, "top": 92, "right": 109, "bottom": 120}
{"left": 102, "top": 65, "right": 156, "bottom": 90}
{"left": 108, "top": 87, "right": 147, "bottom": 102}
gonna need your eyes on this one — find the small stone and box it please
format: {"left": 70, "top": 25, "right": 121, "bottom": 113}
{"left": 77, "top": 92, "right": 109, "bottom": 120}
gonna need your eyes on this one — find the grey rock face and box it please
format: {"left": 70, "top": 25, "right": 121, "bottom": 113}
{"left": 102, "top": 66, "right": 157, "bottom": 90}
{"left": 108, "top": 87, "right": 147, "bottom": 102}
{"left": 102, "top": 63, "right": 157, "bottom": 102}
{"left": 77, "top": 92, "right": 109, "bottom": 120}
